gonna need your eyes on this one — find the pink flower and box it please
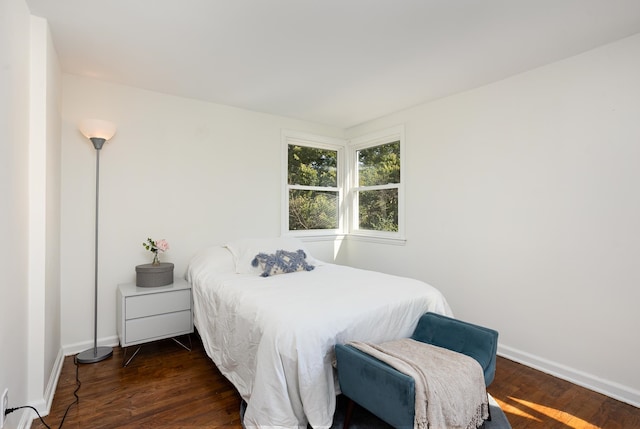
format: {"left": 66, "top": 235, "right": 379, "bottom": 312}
{"left": 155, "top": 239, "right": 170, "bottom": 252}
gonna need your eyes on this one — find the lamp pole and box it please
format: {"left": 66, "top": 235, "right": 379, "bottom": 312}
{"left": 76, "top": 136, "right": 114, "bottom": 364}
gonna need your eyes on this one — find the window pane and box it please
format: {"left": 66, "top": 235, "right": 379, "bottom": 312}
{"left": 289, "top": 189, "right": 339, "bottom": 230}
{"left": 358, "top": 189, "right": 398, "bottom": 232}
{"left": 358, "top": 141, "right": 400, "bottom": 186}
{"left": 288, "top": 145, "right": 337, "bottom": 187}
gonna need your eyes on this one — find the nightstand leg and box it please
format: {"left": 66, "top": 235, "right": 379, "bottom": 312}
{"left": 122, "top": 346, "right": 142, "bottom": 367}
{"left": 172, "top": 334, "right": 192, "bottom": 352}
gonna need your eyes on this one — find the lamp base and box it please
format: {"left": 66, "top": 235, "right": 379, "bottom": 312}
{"left": 76, "top": 346, "right": 113, "bottom": 364}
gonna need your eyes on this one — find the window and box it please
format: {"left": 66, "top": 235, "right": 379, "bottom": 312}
{"left": 349, "top": 126, "right": 404, "bottom": 241}
{"left": 355, "top": 141, "right": 400, "bottom": 231}
{"left": 282, "top": 127, "right": 404, "bottom": 242}
{"left": 282, "top": 131, "right": 345, "bottom": 235}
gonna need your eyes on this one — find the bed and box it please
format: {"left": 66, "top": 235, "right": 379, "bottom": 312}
{"left": 185, "top": 238, "right": 452, "bottom": 428}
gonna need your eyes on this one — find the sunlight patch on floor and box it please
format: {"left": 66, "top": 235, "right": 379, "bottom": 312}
{"left": 508, "top": 397, "right": 601, "bottom": 429}
{"left": 493, "top": 397, "right": 542, "bottom": 422}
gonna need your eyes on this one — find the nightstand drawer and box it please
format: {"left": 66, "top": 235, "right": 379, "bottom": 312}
{"left": 125, "top": 310, "right": 192, "bottom": 344}
{"left": 126, "top": 289, "right": 191, "bottom": 319}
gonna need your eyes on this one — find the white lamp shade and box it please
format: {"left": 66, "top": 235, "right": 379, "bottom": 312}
{"left": 79, "top": 119, "right": 117, "bottom": 141}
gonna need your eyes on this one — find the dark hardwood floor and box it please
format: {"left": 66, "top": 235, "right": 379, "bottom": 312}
{"left": 489, "top": 357, "right": 640, "bottom": 429}
{"left": 33, "top": 334, "right": 640, "bottom": 428}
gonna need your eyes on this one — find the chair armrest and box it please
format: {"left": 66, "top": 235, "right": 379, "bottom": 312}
{"left": 335, "top": 343, "right": 415, "bottom": 429}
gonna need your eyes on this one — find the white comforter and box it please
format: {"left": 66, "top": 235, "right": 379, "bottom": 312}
{"left": 186, "top": 246, "right": 452, "bottom": 429}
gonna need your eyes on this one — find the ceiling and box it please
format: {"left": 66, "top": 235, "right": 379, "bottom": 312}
{"left": 26, "top": 0, "right": 640, "bottom": 129}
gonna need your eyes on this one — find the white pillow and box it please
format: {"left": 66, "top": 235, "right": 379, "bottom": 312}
{"left": 225, "top": 237, "right": 317, "bottom": 274}
{"left": 186, "top": 246, "right": 235, "bottom": 278}
{"left": 185, "top": 246, "right": 237, "bottom": 293}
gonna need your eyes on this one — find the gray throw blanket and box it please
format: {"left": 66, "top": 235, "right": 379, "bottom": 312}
{"left": 349, "top": 338, "right": 489, "bottom": 429}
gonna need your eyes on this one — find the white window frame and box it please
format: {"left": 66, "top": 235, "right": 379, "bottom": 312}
{"left": 281, "top": 130, "right": 346, "bottom": 238}
{"left": 348, "top": 125, "right": 406, "bottom": 244}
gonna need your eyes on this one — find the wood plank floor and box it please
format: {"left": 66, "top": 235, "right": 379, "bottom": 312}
{"left": 33, "top": 334, "right": 640, "bottom": 428}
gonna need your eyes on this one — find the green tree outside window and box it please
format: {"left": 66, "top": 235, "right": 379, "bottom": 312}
{"left": 288, "top": 145, "right": 339, "bottom": 230}
{"left": 357, "top": 141, "right": 400, "bottom": 232}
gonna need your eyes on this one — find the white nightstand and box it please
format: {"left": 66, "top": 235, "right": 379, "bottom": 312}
{"left": 117, "top": 278, "right": 193, "bottom": 366}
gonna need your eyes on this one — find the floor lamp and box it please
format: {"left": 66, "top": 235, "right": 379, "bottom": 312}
{"left": 76, "top": 119, "right": 117, "bottom": 364}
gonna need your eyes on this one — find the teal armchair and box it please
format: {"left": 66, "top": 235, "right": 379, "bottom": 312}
{"left": 335, "top": 312, "right": 499, "bottom": 429}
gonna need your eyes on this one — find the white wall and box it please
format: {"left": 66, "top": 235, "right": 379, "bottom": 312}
{"left": 60, "top": 75, "right": 344, "bottom": 350}
{"left": 0, "top": 0, "right": 34, "bottom": 427}
{"left": 42, "top": 28, "right": 62, "bottom": 413}
{"left": 28, "top": 15, "right": 62, "bottom": 414}
{"left": 52, "top": 20, "right": 640, "bottom": 411}
{"left": 345, "top": 33, "right": 640, "bottom": 405}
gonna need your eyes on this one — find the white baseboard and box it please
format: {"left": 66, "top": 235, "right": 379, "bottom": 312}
{"left": 62, "top": 335, "right": 119, "bottom": 356}
{"left": 498, "top": 344, "right": 640, "bottom": 408}
{"left": 42, "top": 349, "right": 65, "bottom": 413}
{"left": 18, "top": 411, "right": 32, "bottom": 429}
{"left": 18, "top": 349, "right": 64, "bottom": 429}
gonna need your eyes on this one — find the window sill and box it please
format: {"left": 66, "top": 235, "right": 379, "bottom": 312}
{"left": 282, "top": 232, "right": 347, "bottom": 242}
{"left": 346, "top": 234, "right": 407, "bottom": 246}
{"left": 284, "top": 232, "right": 405, "bottom": 246}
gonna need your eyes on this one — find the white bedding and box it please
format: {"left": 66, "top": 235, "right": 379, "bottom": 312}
{"left": 186, "top": 245, "right": 452, "bottom": 429}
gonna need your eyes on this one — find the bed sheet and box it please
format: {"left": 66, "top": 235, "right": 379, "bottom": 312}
{"left": 186, "top": 247, "right": 452, "bottom": 428}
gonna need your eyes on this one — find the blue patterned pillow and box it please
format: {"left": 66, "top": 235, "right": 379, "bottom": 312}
{"left": 251, "top": 249, "right": 315, "bottom": 277}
